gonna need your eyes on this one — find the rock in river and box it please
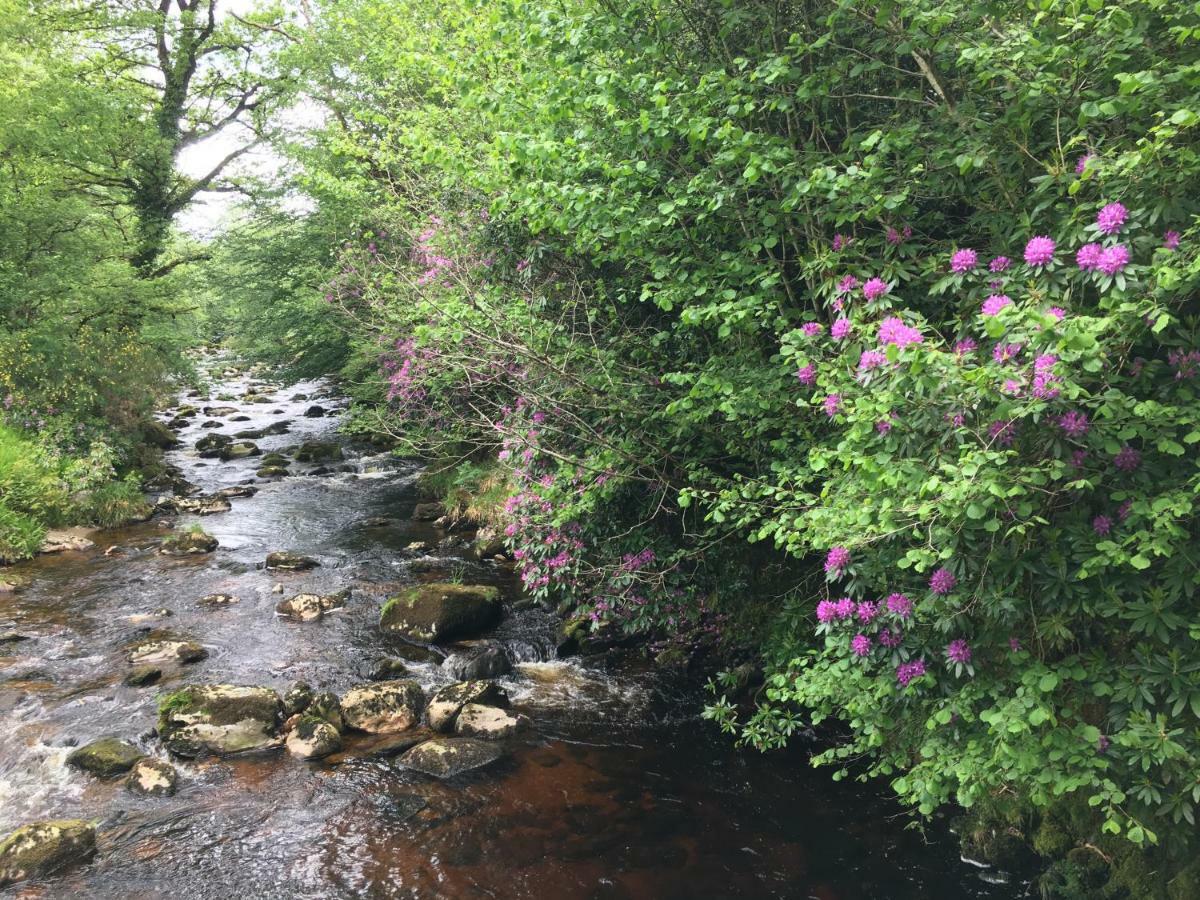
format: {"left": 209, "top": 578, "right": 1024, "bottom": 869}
{"left": 454, "top": 704, "right": 529, "bottom": 741}
{"left": 275, "top": 589, "right": 348, "bottom": 622}
{"left": 167, "top": 495, "right": 232, "bottom": 516}
{"left": 0, "top": 820, "right": 96, "bottom": 887}
{"left": 66, "top": 737, "right": 144, "bottom": 777}
{"left": 219, "top": 441, "right": 261, "bottom": 461}
{"left": 195, "top": 433, "right": 232, "bottom": 456}
{"left": 379, "top": 583, "right": 501, "bottom": 643}
{"left": 125, "top": 758, "right": 178, "bottom": 797}
{"left": 160, "top": 530, "right": 218, "bottom": 556}
{"left": 39, "top": 529, "right": 96, "bottom": 554}
{"left": 127, "top": 632, "right": 207, "bottom": 666}
{"left": 265, "top": 551, "right": 320, "bottom": 571}
{"left": 397, "top": 737, "right": 504, "bottom": 779}
{"left": 340, "top": 680, "right": 425, "bottom": 733}
{"left": 427, "top": 681, "right": 509, "bottom": 732}
{"left": 285, "top": 715, "right": 342, "bottom": 760}
{"left": 443, "top": 643, "right": 512, "bottom": 680}
{"left": 157, "top": 684, "right": 284, "bottom": 757}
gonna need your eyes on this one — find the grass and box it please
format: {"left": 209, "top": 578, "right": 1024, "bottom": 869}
{"left": 417, "top": 457, "right": 511, "bottom": 529}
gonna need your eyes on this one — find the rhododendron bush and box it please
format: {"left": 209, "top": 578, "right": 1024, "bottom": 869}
{"left": 250, "top": 0, "right": 1200, "bottom": 862}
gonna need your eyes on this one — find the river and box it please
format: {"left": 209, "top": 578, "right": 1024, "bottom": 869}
{"left": 0, "top": 362, "right": 1019, "bottom": 898}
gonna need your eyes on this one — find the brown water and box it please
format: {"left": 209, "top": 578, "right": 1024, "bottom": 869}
{"left": 0, "top": 365, "right": 1023, "bottom": 899}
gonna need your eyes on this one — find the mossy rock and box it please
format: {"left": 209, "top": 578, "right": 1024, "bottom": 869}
{"left": 397, "top": 737, "right": 504, "bottom": 779}
{"left": 0, "top": 819, "right": 96, "bottom": 887}
{"left": 140, "top": 419, "right": 180, "bottom": 449}
{"left": 256, "top": 466, "right": 289, "bottom": 478}
{"left": 124, "top": 665, "right": 162, "bottom": 687}
{"left": 285, "top": 715, "right": 342, "bottom": 760}
{"left": 427, "top": 681, "right": 509, "bottom": 732}
{"left": 380, "top": 583, "right": 501, "bottom": 643}
{"left": 157, "top": 684, "right": 283, "bottom": 757}
{"left": 260, "top": 452, "right": 289, "bottom": 466}
{"left": 219, "top": 441, "right": 261, "bottom": 461}
{"left": 340, "top": 680, "right": 425, "bottom": 733}
{"left": 125, "top": 758, "right": 178, "bottom": 797}
{"left": 126, "top": 632, "right": 207, "bottom": 666}
{"left": 195, "top": 433, "right": 232, "bottom": 454}
{"left": 294, "top": 440, "right": 343, "bottom": 463}
{"left": 265, "top": 551, "right": 319, "bottom": 571}
{"left": 160, "top": 530, "right": 218, "bottom": 556}
{"left": 66, "top": 737, "right": 144, "bottom": 777}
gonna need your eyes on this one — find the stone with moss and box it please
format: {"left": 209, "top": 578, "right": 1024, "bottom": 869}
{"left": 219, "top": 441, "right": 261, "bottom": 461}
{"left": 379, "top": 583, "right": 501, "bottom": 643}
{"left": 307, "top": 691, "right": 344, "bottom": 731}
{"left": 256, "top": 465, "right": 289, "bottom": 478}
{"left": 157, "top": 684, "right": 283, "bottom": 757}
{"left": 66, "top": 737, "right": 143, "bottom": 777}
{"left": 0, "top": 819, "right": 96, "bottom": 887}
{"left": 275, "top": 589, "right": 348, "bottom": 622}
{"left": 125, "top": 758, "right": 178, "bottom": 797}
{"left": 127, "top": 631, "right": 207, "bottom": 666}
{"left": 454, "top": 703, "right": 529, "bottom": 741}
{"left": 264, "top": 551, "right": 319, "bottom": 571}
{"left": 397, "top": 737, "right": 504, "bottom": 779}
{"left": 293, "top": 440, "right": 343, "bottom": 463}
{"left": 285, "top": 715, "right": 342, "bottom": 760}
{"left": 124, "top": 665, "right": 162, "bottom": 687}
{"left": 340, "top": 680, "right": 425, "bottom": 733}
{"left": 160, "top": 529, "right": 218, "bottom": 556}
{"left": 427, "top": 681, "right": 509, "bottom": 732}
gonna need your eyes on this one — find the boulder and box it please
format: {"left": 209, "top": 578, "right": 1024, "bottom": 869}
{"left": 175, "top": 405, "right": 199, "bottom": 418}
{"left": 368, "top": 658, "right": 411, "bottom": 681}
{"left": 387, "top": 642, "right": 445, "bottom": 664}
{"left": 259, "top": 452, "right": 290, "bottom": 466}
{"left": 202, "top": 406, "right": 239, "bottom": 417}
{"left": 125, "top": 758, "right": 177, "bottom": 797}
{"left": 285, "top": 716, "right": 342, "bottom": 760}
{"left": 197, "top": 593, "right": 239, "bottom": 607}
{"left": 427, "top": 681, "right": 509, "bottom": 732}
{"left": 160, "top": 530, "right": 218, "bottom": 555}
{"left": 195, "top": 433, "right": 232, "bottom": 454}
{"left": 257, "top": 466, "right": 289, "bottom": 478}
{"left": 294, "top": 440, "right": 343, "bottom": 463}
{"left": 219, "top": 441, "right": 261, "bottom": 461}
{"left": 397, "top": 737, "right": 504, "bottom": 779}
{"left": 217, "top": 485, "right": 258, "bottom": 499}
{"left": 307, "top": 691, "right": 344, "bottom": 731}
{"left": 66, "top": 737, "right": 143, "bottom": 777}
{"left": 169, "top": 496, "right": 231, "bottom": 516}
{"left": 472, "top": 527, "right": 507, "bottom": 559}
{"left": 282, "top": 682, "right": 313, "bottom": 717}
{"left": 379, "top": 583, "right": 501, "bottom": 643}
{"left": 303, "top": 405, "right": 326, "bottom": 418}
{"left": 199, "top": 420, "right": 223, "bottom": 429}
{"left": 39, "top": 529, "right": 95, "bottom": 554}
{"left": 340, "top": 680, "right": 425, "bottom": 733}
{"left": 0, "top": 820, "right": 96, "bottom": 887}
{"left": 412, "top": 502, "right": 445, "bottom": 521}
{"left": 454, "top": 704, "right": 529, "bottom": 740}
{"left": 124, "top": 665, "right": 162, "bottom": 687}
{"left": 157, "top": 684, "right": 283, "bottom": 757}
{"left": 141, "top": 419, "right": 181, "bottom": 449}
{"left": 275, "top": 589, "right": 348, "bottom": 622}
{"left": 265, "top": 551, "right": 319, "bottom": 571}
{"left": 0, "top": 631, "right": 30, "bottom": 644}
{"left": 127, "top": 633, "right": 207, "bottom": 666}
{"left": 443, "top": 643, "right": 512, "bottom": 680}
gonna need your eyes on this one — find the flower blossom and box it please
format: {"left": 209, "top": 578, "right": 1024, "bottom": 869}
{"left": 1057, "top": 410, "right": 1089, "bottom": 438}
{"left": 946, "top": 639, "right": 972, "bottom": 665}
{"left": 1092, "top": 514, "right": 1113, "bottom": 536}
{"left": 1164, "top": 231, "right": 1181, "bottom": 251}
{"left": 951, "top": 248, "right": 979, "bottom": 274}
{"left": 878, "top": 316, "right": 923, "bottom": 348}
{"left": 1096, "top": 202, "right": 1128, "bottom": 235}
{"left": 802, "top": 322, "right": 824, "bottom": 337}
{"left": 981, "top": 294, "right": 1012, "bottom": 316}
{"left": 929, "top": 567, "right": 957, "bottom": 595}
{"left": 1024, "top": 236, "right": 1056, "bottom": 267}
{"left": 886, "top": 592, "right": 912, "bottom": 618}
{"left": 831, "top": 318, "right": 852, "bottom": 339}
{"left": 989, "top": 256, "right": 1011, "bottom": 273}
{"left": 1114, "top": 446, "right": 1141, "bottom": 472}
{"left": 795, "top": 364, "right": 817, "bottom": 385}
{"left": 1097, "top": 244, "right": 1130, "bottom": 276}
{"left": 823, "top": 393, "right": 842, "bottom": 417}
{"left": 1076, "top": 243, "right": 1103, "bottom": 271}
{"left": 837, "top": 274, "right": 860, "bottom": 294}
{"left": 863, "top": 277, "right": 890, "bottom": 302}
{"left": 896, "top": 659, "right": 927, "bottom": 687}
{"left": 851, "top": 634, "right": 872, "bottom": 657}
{"left": 824, "top": 546, "right": 851, "bottom": 575}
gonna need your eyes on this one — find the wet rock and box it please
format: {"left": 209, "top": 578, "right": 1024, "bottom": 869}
{"left": 202, "top": 406, "right": 239, "bottom": 417}
{"left": 141, "top": 419, "right": 181, "bottom": 449}
{"left": 282, "top": 682, "right": 313, "bottom": 717}
{"left": 303, "top": 405, "right": 326, "bottom": 417}
{"left": 39, "top": 529, "right": 96, "bottom": 554}
{"left": 405, "top": 541, "right": 431, "bottom": 553}
{"left": 219, "top": 441, "right": 261, "bottom": 461}
{"left": 387, "top": 642, "right": 445, "bottom": 664}
{"left": 260, "top": 452, "right": 289, "bottom": 466}
{"left": 286, "top": 715, "right": 342, "bottom": 760}
{"left": 157, "top": 684, "right": 283, "bottom": 757}
{"left": 275, "top": 589, "right": 348, "bottom": 622}
{"left": 412, "top": 502, "right": 445, "bottom": 521}
{"left": 454, "top": 704, "right": 529, "bottom": 741}
{"left": 0, "top": 574, "right": 29, "bottom": 593}
{"left": 216, "top": 484, "right": 258, "bottom": 499}
{"left": 234, "top": 422, "right": 291, "bottom": 439}
{"left": 265, "top": 551, "right": 319, "bottom": 571}
{"left": 294, "top": 440, "right": 343, "bottom": 463}
{"left": 361, "top": 516, "right": 394, "bottom": 528}
{"left": 340, "top": 680, "right": 425, "bottom": 733}
{"left": 398, "top": 737, "right": 504, "bottom": 779}
{"left": 256, "top": 466, "right": 289, "bottom": 478}
{"left": 66, "top": 737, "right": 143, "bottom": 777}
{"left": 368, "top": 658, "right": 412, "bottom": 681}
{"left": 427, "top": 681, "right": 509, "bottom": 732}
{"left": 199, "top": 419, "right": 223, "bottom": 429}
{"left": 195, "top": 433, "right": 232, "bottom": 455}
{"left": 379, "top": 583, "right": 501, "bottom": 643}
{"left": 0, "top": 819, "right": 96, "bottom": 887}
{"left": 125, "top": 758, "right": 178, "bottom": 797}
{"left": 230, "top": 414, "right": 251, "bottom": 422}
{"left": 197, "top": 593, "right": 239, "bottom": 607}
{"left": 654, "top": 647, "right": 690, "bottom": 670}
{"left": 443, "top": 643, "right": 512, "bottom": 680}
{"left": 0, "top": 631, "right": 30, "bottom": 644}
{"left": 175, "top": 405, "right": 199, "bottom": 418}
{"left": 160, "top": 529, "right": 218, "bottom": 555}
{"left": 472, "top": 527, "right": 507, "bottom": 559}
{"left": 272, "top": 583, "right": 284, "bottom": 594}
{"left": 124, "top": 666, "right": 162, "bottom": 687}
{"left": 168, "top": 495, "right": 232, "bottom": 516}
{"left": 308, "top": 691, "right": 344, "bottom": 731}
{"left": 127, "top": 633, "right": 207, "bottom": 666}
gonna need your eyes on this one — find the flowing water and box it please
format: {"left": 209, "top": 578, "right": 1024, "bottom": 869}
{"left": 0, "top": 365, "right": 1022, "bottom": 899}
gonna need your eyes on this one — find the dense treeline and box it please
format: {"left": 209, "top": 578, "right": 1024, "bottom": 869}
{"left": 6, "top": 0, "right": 1200, "bottom": 894}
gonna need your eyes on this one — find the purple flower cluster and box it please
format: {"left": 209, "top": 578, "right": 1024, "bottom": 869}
{"left": 946, "top": 639, "right": 972, "bottom": 665}
{"left": 886, "top": 592, "right": 912, "bottom": 618}
{"left": 951, "top": 248, "right": 979, "bottom": 274}
{"left": 1096, "top": 202, "right": 1128, "bottom": 235}
{"left": 989, "top": 255, "right": 1011, "bottom": 273}
{"left": 851, "top": 634, "right": 872, "bottom": 657}
{"left": 831, "top": 317, "right": 852, "bottom": 339}
{"left": 1092, "top": 514, "right": 1112, "bottom": 536}
{"left": 896, "top": 659, "right": 926, "bottom": 687}
{"left": 878, "top": 316, "right": 923, "bottom": 348}
{"left": 796, "top": 364, "right": 817, "bottom": 385}
{"left": 862, "top": 277, "right": 890, "bottom": 302}
{"left": 1076, "top": 243, "right": 1103, "bottom": 271}
{"left": 981, "top": 294, "right": 1012, "bottom": 317}
{"left": 1057, "top": 410, "right": 1089, "bottom": 438}
{"left": 1024, "top": 236, "right": 1056, "bottom": 266}
{"left": 929, "top": 567, "right": 957, "bottom": 595}
{"left": 802, "top": 322, "right": 824, "bottom": 337}
{"left": 1096, "top": 244, "right": 1130, "bottom": 276}
{"left": 823, "top": 393, "right": 842, "bottom": 417}
{"left": 1114, "top": 446, "right": 1141, "bottom": 472}
{"left": 858, "top": 350, "right": 888, "bottom": 372}
{"left": 824, "top": 546, "right": 851, "bottom": 575}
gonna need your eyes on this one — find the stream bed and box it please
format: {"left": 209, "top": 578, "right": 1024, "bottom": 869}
{"left": 0, "top": 364, "right": 1021, "bottom": 899}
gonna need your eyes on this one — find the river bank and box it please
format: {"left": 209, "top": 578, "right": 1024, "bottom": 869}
{"left": 0, "top": 360, "right": 1018, "bottom": 898}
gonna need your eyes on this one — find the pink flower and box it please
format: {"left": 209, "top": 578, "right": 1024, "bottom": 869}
{"left": 989, "top": 420, "right": 1017, "bottom": 447}
{"left": 1002, "top": 378, "right": 1023, "bottom": 395}
{"left": 1024, "top": 236, "right": 1056, "bottom": 267}
{"left": 1057, "top": 410, "right": 1089, "bottom": 437}
{"left": 886, "top": 593, "right": 912, "bottom": 618}
{"left": 896, "top": 659, "right": 927, "bottom": 687}
{"left": 1113, "top": 446, "right": 1141, "bottom": 472}
{"left": 886, "top": 227, "right": 902, "bottom": 245}
{"left": 951, "top": 249, "right": 979, "bottom": 274}
{"left": 989, "top": 256, "right": 1011, "bottom": 273}
{"left": 1164, "top": 231, "right": 1181, "bottom": 251}
{"left": 878, "top": 316, "right": 923, "bottom": 348}
{"left": 858, "top": 350, "right": 888, "bottom": 372}
{"left": 946, "top": 639, "right": 972, "bottom": 665}
{"left": 1118, "top": 499, "right": 1133, "bottom": 521}
{"left": 795, "top": 364, "right": 817, "bottom": 385}
{"left": 1092, "top": 514, "right": 1112, "bottom": 536}
{"left": 856, "top": 601, "right": 879, "bottom": 623}
{"left": 823, "top": 393, "right": 842, "bottom": 417}
{"left": 837, "top": 275, "right": 860, "bottom": 294}
{"left": 879, "top": 629, "right": 902, "bottom": 648}
{"left": 862, "top": 277, "right": 890, "bottom": 301}
{"left": 1046, "top": 307, "right": 1066, "bottom": 321}
{"left": 802, "top": 322, "right": 824, "bottom": 337}
{"left": 981, "top": 294, "right": 1012, "bottom": 316}
{"left": 1075, "top": 153, "right": 1095, "bottom": 174}
{"left": 824, "top": 546, "right": 851, "bottom": 575}
{"left": 1096, "top": 202, "right": 1128, "bottom": 235}
{"left": 832, "top": 233, "right": 850, "bottom": 251}
{"left": 1097, "top": 244, "right": 1130, "bottom": 276}
{"left": 876, "top": 417, "right": 893, "bottom": 434}
{"left": 1076, "top": 243, "right": 1104, "bottom": 271}
{"left": 954, "top": 338, "right": 978, "bottom": 356}
{"left": 851, "top": 634, "right": 872, "bottom": 657}
{"left": 1009, "top": 637, "right": 1021, "bottom": 652}
{"left": 929, "top": 567, "right": 957, "bottom": 595}
{"left": 816, "top": 600, "right": 838, "bottom": 624}
{"left": 831, "top": 317, "right": 852, "bottom": 339}
{"left": 992, "top": 342, "right": 1022, "bottom": 364}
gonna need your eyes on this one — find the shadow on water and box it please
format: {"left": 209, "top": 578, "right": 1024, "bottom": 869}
{"left": 0, "top": 363, "right": 1023, "bottom": 899}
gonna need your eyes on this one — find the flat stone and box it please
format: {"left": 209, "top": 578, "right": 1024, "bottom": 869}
{"left": 265, "top": 551, "right": 320, "bottom": 571}
{"left": 397, "top": 737, "right": 504, "bottom": 779}
{"left": 160, "top": 531, "right": 218, "bottom": 555}
{"left": 0, "top": 820, "right": 96, "bottom": 887}
{"left": 340, "top": 680, "right": 425, "bottom": 733}
{"left": 39, "top": 529, "right": 95, "bottom": 554}
{"left": 427, "top": 681, "right": 509, "bottom": 732}
{"left": 216, "top": 485, "right": 258, "bottom": 498}
{"left": 66, "top": 737, "right": 143, "bottom": 777}
{"left": 454, "top": 704, "right": 529, "bottom": 740}
{"left": 168, "top": 496, "right": 232, "bottom": 515}
{"left": 0, "top": 631, "right": 30, "bottom": 644}
{"left": 127, "top": 634, "right": 207, "bottom": 666}
{"left": 379, "top": 583, "right": 501, "bottom": 643}
{"left": 125, "top": 758, "right": 178, "bottom": 797}
{"left": 157, "top": 684, "right": 283, "bottom": 757}
{"left": 275, "top": 589, "right": 347, "bottom": 621}
{"left": 197, "top": 593, "right": 239, "bottom": 607}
